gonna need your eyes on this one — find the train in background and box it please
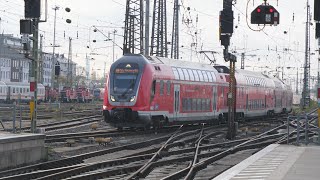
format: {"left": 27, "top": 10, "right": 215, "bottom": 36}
{"left": 0, "top": 81, "right": 45, "bottom": 103}
{"left": 45, "top": 86, "right": 94, "bottom": 103}
{"left": 0, "top": 81, "right": 95, "bottom": 104}
{"left": 93, "top": 88, "right": 105, "bottom": 101}
{"left": 102, "top": 54, "right": 293, "bottom": 129}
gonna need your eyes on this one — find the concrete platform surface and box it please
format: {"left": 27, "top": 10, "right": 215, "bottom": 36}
{"left": 0, "top": 132, "right": 47, "bottom": 170}
{"left": 213, "top": 144, "right": 320, "bottom": 180}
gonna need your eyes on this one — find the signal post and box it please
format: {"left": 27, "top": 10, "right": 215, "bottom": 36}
{"left": 22, "top": 0, "right": 45, "bottom": 133}
{"left": 220, "top": 0, "right": 237, "bottom": 140}
{"left": 220, "top": 0, "right": 280, "bottom": 139}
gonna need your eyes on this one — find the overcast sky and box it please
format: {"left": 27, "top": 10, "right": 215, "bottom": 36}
{"left": 0, "top": 0, "right": 318, "bottom": 84}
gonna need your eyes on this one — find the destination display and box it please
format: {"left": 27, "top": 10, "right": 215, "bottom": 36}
{"left": 115, "top": 68, "right": 139, "bottom": 74}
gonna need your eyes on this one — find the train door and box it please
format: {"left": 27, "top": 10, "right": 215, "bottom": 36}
{"left": 212, "top": 86, "right": 217, "bottom": 115}
{"left": 173, "top": 85, "right": 180, "bottom": 121}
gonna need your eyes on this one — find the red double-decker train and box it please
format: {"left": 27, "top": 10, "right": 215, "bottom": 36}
{"left": 102, "top": 54, "right": 293, "bottom": 129}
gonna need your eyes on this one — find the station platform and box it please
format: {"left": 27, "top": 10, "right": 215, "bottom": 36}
{"left": 213, "top": 144, "right": 320, "bottom": 180}
{"left": 0, "top": 132, "right": 47, "bottom": 170}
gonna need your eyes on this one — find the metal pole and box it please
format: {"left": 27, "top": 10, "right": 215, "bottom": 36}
{"left": 31, "top": 19, "right": 39, "bottom": 133}
{"left": 305, "top": 113, "right": 309, "bottom": 145}
{"left": 113, "top": 30, "right": 116, "bottom": 62}
{"left": 13, "top": 105, "right": 16, "bottom": 133}
{"left": 145, "top": 0, "right": 150, "bottom": 56}
{"left": 302, "top": 0, "right": 311, "bottom": 109}
{"left": 67, "top": 37, "right": 72, "bottom": 87}
{"left": 297, "top": 115, "right": 300, "bottom": 144}
{"left": 51, "top": 6, "right": 59, "bottom": 88}
{"left": 19, "top": 105, "right": 22, "bottom": 132}
{"left": 39, "top": 34, "right": 43, "bottom": 84}
{"left": 287, "top": 116, "right": 290, "bottom": 144}
{"left": 318, "top": 39, "right": 320, "bottom": 128}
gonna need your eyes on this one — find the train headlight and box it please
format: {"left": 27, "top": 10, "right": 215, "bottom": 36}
{"left": 130, "top": 96, "right": 136, "bottom": 102}
{"left": 110, "top": 95, "right": 116, "bottom": 102}
{"left": 103, "top": 105, "right": 107, "bottom": 110}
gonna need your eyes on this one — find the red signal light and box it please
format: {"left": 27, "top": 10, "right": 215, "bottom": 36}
{"left": 257, "top": 8, "right": 261, "bottom": 13}
{"left": 269, "top": 8, "right": 274, "bottom": 13}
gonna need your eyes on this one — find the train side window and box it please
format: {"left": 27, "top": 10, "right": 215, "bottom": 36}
{"left": 202, "top": 71, "right": 209, "bottom": 82}
{"left": 182, "top": 98, "right": 186, "bottom": 111}
{"left": 187, "top": 69, "right": 195, "bottom": 81}
{"left": 206, "top": 71, "right": 213, "bottom": 82}
{"left": 192, "top": 69, "right": 199, "bottom": 81}
{"left": 20, "top": 88, "right": 22, "bottom": 93}
{"left": 160, "top": 80, "right": 164, "bottom": 95}
{"left": 167, "top": 81, "right": 171, "bottom": 95}
{"left": 210, "top": 72, "right": 216, "bottom": 82}
{"left": 13, "top": 88, "right": 15, "bottom": 93}
{"left": 151, "top": 80, "right": 156, "bottom": 101}
{"left": 206, "top": 99, "right": 210, "bottom": 111}
{"left": 192, "top": 99, "right": 197, "bottom": 111}
{"left": 201, "top": 99, "right": 206, "bottom": 111}
{"left": 187, "top": 99, "right": 192, "bottom": 111}
{"left": 172, "top": 68, "right": 180, "bottom": 80}
{"left": 198, "top": 71, "right": 204, "bottom": 82}
{"left": 195, "top": 99, "right": 200, "bottom": 111}
{"left": 182, "top": 69, "right": 190, "bottom": 81}
{"left": 177, "top": 68, "right": 185, "bottom": 80}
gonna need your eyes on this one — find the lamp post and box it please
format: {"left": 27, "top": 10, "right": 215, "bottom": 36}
{"left": 51, "top": 7, "right": 71, "bottom": 89}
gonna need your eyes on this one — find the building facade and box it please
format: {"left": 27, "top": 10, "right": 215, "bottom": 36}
{"left": 0, "top": 34, "right": 30, "bottom": 83}
{"left": 0, "top": 34, "right": 77, "bottom": 87}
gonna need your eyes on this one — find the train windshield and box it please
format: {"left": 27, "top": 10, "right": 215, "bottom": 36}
{"left": 114, "top": 75, "right": 137, "bottom": 91}
{"left": 113, "top": 63, "right": 139, "bottom": 92}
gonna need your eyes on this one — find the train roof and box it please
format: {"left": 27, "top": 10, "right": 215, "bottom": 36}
{"left": 118, "top": 55, "right": 290, "bottom": 88}
{"left": 145, "top": 56, "right": 218, "bottom": 72}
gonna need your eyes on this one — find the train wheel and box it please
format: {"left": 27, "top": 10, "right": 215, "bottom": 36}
{"left": 117, "top": 127, "right": 123, "bottom": 131}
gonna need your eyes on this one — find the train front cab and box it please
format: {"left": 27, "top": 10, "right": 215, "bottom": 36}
{"left": 103, "top": 55, "right": 153, "bottom": 128}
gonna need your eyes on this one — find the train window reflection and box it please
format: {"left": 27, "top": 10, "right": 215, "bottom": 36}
{"left": 113, "top": 74, "right": 137, "bottom": 91}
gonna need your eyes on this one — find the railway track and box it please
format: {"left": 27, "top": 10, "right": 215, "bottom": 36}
{"left": 0, "top": 119, "right": 285, "bottom": 180}
{"left": 20, "top": 115, "right": 102, "bottom": 132}
{"left": 0, "top": 114, "right": 307, "bottom": 180}
{"left": 0, "top": 125, "right": 211, "bottom": 179}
